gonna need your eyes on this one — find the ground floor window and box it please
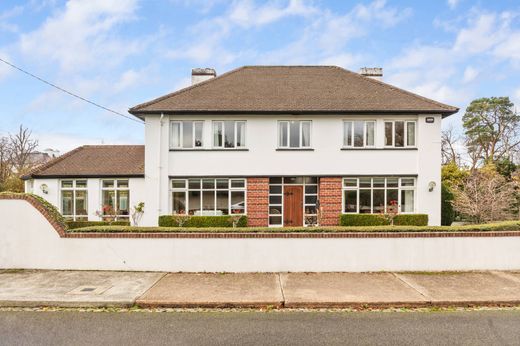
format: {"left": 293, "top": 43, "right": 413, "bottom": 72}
{"left": 101, "top": 179, "right": 130, "bottom": 220}
{"left": 170, "top": 178, "right": 246, "bottom": 216}
{"left": 60, "top": 179, "right": 88, "bottom": 221}
{"left": 342, "top": 177, "right": 416, "bottom": 214}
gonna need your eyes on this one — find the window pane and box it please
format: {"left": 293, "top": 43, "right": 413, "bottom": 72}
{"left": 61, "top": 180, "right": 73, "bottom": 188}
{"left": 353, "top": 121, "right": 364, "bottom": 147}
{"left": 270, "top": 185, "right": 282, "bottom": 194}
{"left": 344, "top": 190, "right": 357, "bottom": 213}
{"left": 289, "top": 121, "right": 300, "bottom": 147}
{"left": 213, "top": 122, "right": 223, "bottom": 147}
{"left": 61, "top": 191, "right": 73, "bottom": 215}
{"left": 102, "top": 190, "right": 116, "bottom": 214}
{"left": 344, "top": 178, "right": 357, "bottom": 187}
{"left": 202, "top": 179, "right": 214, "bottom": 189}
{"left": 301, "top": 121, "right": 311, "bottom": 147}
{"left": 373, "top": 178, "right": 385, "bottom": 188}
{"left": 387, "top": 178, "right": 398, "bottom": 187}
{"left": 269, "top": 216, "right": 282, "bottom": 225}
{"left": 216, "top": 191, "right": 229, "bottom": 215}
{"left": 230, "top": 179, "right": 245, "bottom": 188}
{"left": 216, "top": 179, "right": 228, "bottom": 189}
{"left": 202, "top": 190, "right": 215, "bottom": 214}
{"left": 236, "top": 122, "right": 246, "bottom": 147}
{"left": 183, "top": 121, "right": 193, "bottom": 148}
{"left": 224, "top": 121, "right": 235, "bottom": 148}
{"left": 401, "top": 178, "right": 415, "bottom": 187}
{"left": 360, "top": 178, "right": 371, "bottom": 188}
{"left": 385, "top": 122, "right": 393, "bottom": 146}
{"left": 102, "top": 180, "right": 114, "bottom": 188}
{"left": 76, "top": 180, "right": 87, "bottom": 188}
{"left": 373, "top": 189, "right": 385, "bottom": 214}
{"left": 366, "top": 122, "right": 375, "bottom": 146}
{"left": 305, "top": 195, "right": 317, "bottom": 204}
{"left": 270, "top": 195, "right": 282, "bottom": 204}
{"left": 230, "top": 191, "right": 245, "bottom": 214}
{"left": 395, "top": 121, "right": 404, "bottom": 147}
{"left": 386, "top": 189, "right": 398, "bottom": 213}
{"left": 279, "top": 122, "right": 288, "bottom": 147}
{"left": 172, "top": 179, "right": 186, "bottom": 189}
{"left": 359, "top": 189, "right": 371, "bottom": 213}
{"left": 401, "top": 190, "right": 414, "bottom": 213}
{"left": 188, "top": 179, "right": 201, "bottom": 189}
{"left": 118, "top": 190, "right": 129, "bottom": 215}
{"left": 171, "top": 122, "right": 181, "bottom": 148}
{"left": 172, "top": 192, "right": 186, "bottom": 214}
{"left": 305, "top": 177, "right": 318, "bottom": 184}
{"left": 284, "top": 177, "right": 303, "bottom": 184}
{"left": 343, "top": 121, "right": 352, "bottom": 146}
{"left": 269, "top": 206, "right": 282, "bottom": 214}
{"left": 269, "top": 177, "right": 282, "bottom": 184}
{"left": 407, "top": 122, "right": 416, "bottom": 146}
{"left": 117, "top": 180, "right": 128, "bottom": 188}
{"left": 305, "top": 185, "right": 317, "bottom": 194}
{"left": 194, "top": 122, "right": 203, "bottom": 147}
{"left": 305, "top": 205, "right": 317, "bottom": 214}
{"left": 188, "top": 191, "right": 201, "bottom": 215}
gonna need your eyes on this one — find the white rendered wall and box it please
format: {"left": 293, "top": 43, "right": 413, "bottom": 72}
{"left": 145, "top": 114, "right": 443, "bottom": 226}
{"left": 2, "top": 199, "right": 520, "bottom": 272}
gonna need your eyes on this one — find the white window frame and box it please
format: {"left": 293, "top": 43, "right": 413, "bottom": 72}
{"left": 384, "top": 120, "right": 417, "bottom": 148}
{"left": 343, "top": 120, "right": 376, "bottom": 148}
{"left": 277, "top": 120, "right": 312, "bottom": 149}
{"left": 170, "top": 120, "right": 204, "bottom": 149}
{"left": 342, "top": 177, "right": 416, "bottom": 214}
{"left": 170, "top": 178, "right": 247, "bottom": 216}
{"left": 60, "top": 179, "right": 88, "bottom": 221}
{"left": 212, "top": 121, "right": 247, "bottom": 149}
{"left": 100, "top": 179, "right": 131, "bottom": 220}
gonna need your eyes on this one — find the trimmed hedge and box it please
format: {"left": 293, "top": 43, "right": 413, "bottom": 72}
{"left": 67, "top": 221, "right": 520, "bottom": 233}
{"left": 339, "top": 214, "right": 429, "bottom": 226}
{"left": 158, "top": 215, "right": 248, "bottom": 228}
{"left": 66, "top": 220, "right": 130, "bottom": 230}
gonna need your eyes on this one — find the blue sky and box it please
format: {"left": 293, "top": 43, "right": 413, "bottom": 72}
{"left": 1, "top": 0, "right": 520, "bottom": 152}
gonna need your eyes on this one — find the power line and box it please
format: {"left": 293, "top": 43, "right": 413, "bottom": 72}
{"left": 0, "top": 57, "right": 143, "bottom": 124}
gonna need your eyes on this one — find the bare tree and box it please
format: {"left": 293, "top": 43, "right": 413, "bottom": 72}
{"left": 452, "top": 166, "right": 517, "bottom": 223}
{"left": 0, "top": 137, "right": 12, "bottom": 190}
{"left": 9, "top": 125, "right": 38, "bottom": 175}
{"left": 441, "top": 126, "right": 461, "bottom": 165}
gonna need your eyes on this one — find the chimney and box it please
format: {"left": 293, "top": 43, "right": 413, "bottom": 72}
{"left": 191, "top": 68, "right": 216, "bottom": 85}
{"left": 359, "top": 67, "right": 383, "bottom": 81}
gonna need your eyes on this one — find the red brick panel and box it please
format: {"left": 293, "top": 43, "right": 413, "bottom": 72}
{"left": 246, "top": 177, "right": 269, "bottom": 227}
{"left": 318, "top": 177, "right": 342, "bottom": 226}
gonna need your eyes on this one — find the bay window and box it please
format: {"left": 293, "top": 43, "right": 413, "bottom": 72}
{"left": 60, "top": 179, "right": 88, "bottom": 221}
{"left": 213, "top": 121, "right": 246, "bottom": 148}
{"left": 278, "top": 120, "right": 311, "bottom": 148}
{"left": 171, "top": 178, "right": 246, "bottom": 215}
{"left": 343, "top": 120, "right": 375, "bottom": 147}
{"left": 101, "top": 179, "right": 130, "bottom": 220}
{"left": 342, "top": 177, "right": 416, "bottom": 214}
{"left": 170, "top": 121, "right": 204, "bottom": 149}
{"left": 384, "top": 120, "right": 416, "bottom": 147}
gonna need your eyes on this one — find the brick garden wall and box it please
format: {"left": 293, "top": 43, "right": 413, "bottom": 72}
{"left": 318, "top": 177, "right": 342, "bottom": 226}
{"left": 246, "top": 177, "right": 269, "bottom": 227}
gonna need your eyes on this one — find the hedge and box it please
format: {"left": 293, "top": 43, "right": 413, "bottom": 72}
{"left": 158, "top": 215, "right": 248, "bottom": 228}
{"left": 339, "top": 214, "right": 429, "bottom": 226}
{"left": 66, "top": 221, "right": 520, "bottom": 233}
{"left": 441, "top": 182, "right": 455, "bottom": 226}
{"left": 65, "top": 220, "right": 130, "bottom": 230}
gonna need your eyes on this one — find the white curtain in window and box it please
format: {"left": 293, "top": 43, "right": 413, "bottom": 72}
{"left": 301, "top": 121, "right": 311, "bottom": 147}
{"left": 171, "top": 122, "right": 181, "bottom": 148}
{"left": 279, "top": 122, "right": 288, "bottom": 147}
{"left": 237, "top": 122, "right": 246, "bottom": 147}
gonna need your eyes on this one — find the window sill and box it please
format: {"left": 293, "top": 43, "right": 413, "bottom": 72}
{"left": 170, "top": 148, "right": 249, "bottom": 152}
{"left": 276, "top": 148, "right": 314, "bottom": 151}
{"left": 341, "top": 147, "right": 418, "bottom": 151}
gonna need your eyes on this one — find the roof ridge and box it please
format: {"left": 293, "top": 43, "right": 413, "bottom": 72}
{"left": 22, "top": 145, "right": 86, "bottom": 179}
{"left": 334, "top": 66, "right": 458, "bottom": 111}
{"left": 129, "top": 66, "right": 248, "bottom": 114}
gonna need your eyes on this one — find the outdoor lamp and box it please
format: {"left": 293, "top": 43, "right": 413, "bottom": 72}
{"left": 428, "top": 181, "right": 436, "bottom": 192}
{"left": 40, "top": 184, "right": 49, "bottom": 194}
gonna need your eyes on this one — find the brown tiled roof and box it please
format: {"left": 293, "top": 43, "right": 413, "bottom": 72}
{"left": 23, "top": 145, "right": 144, "bottom": 179}
{"left": 129, "top": 66, "right": 458, "bottom": 117}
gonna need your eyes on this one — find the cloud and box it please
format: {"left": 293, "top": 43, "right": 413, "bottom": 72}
{"left": 462, "top": 66, "right": 478, "bottom": 83}
{"left": 0, "top": 5, "right": 24, "bottom": 32}
{"left": 447, "top": 0, "right": 460, "bottom": 10}
{"left": 34, "top": 131, "right": 138, "bottom": 153}
{"left": 0, "top": 52, "right": 13, "bottom": 81}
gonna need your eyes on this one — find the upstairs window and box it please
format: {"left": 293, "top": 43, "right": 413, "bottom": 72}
{"left": 213, "top": 121, "right": 246, "bottom": 148}
{"left": 278, "top": 120, "right": 311, "bottom": 148}
{"left": 384, "top": 121, "right": 416, "bottom": 147}
{"left": 170, "top": 121, "right": 204, "bottom": 149}
{"left": 343, "top": 120, "right": 375, "bottom": 148}
{"left": 60, "top": 179, "right": 88, "bottom": 221}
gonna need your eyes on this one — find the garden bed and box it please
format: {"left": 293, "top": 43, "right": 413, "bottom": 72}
{"left": 67, "top": 221, "right": 520, "bottom": 233}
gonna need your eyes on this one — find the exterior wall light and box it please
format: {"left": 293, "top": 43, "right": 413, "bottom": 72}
{"left": 428, "top": 181, "right": 436, "bottom": 192}
{"left": 40, "top": 184, "right": 49, "bottom": 194}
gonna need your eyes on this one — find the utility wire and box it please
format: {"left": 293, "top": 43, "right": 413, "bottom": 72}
{"left": 0, "top": 57, "right": 143, "bottom": 124}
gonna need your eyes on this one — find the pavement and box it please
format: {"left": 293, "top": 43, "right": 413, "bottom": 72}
{"left": 2, "top": 269, "right": 520, "bottom": 308}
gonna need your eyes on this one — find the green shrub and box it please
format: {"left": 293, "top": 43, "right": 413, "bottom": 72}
{"left": 339, "top": 214, "right": 390, "bottom": 226}
{"left": 393, "top": 214, "right": 428, "bottom": 226}
{"left": 339, "top": 213, "right": 428, "bottom": 226}
{"left": 158, "top": 215, "right": 248, "bottom": 228}
{"left": 441, "top": 182, "right": 455, "bottom": 226}
{"left": 65, "top": 220, "right": 130, "bottom": 229}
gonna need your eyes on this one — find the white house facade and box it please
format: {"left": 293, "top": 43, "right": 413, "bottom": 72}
{"left": 24, "top": 66, "right": 458, "bottom": 226}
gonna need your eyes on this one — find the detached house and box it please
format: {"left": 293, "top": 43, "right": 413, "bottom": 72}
{"left": 24, "top": 66, "right": 458, "bottom": 226}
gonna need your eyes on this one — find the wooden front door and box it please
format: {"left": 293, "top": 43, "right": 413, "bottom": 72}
{"left": 284, "top": 186, "right": 303, "bottom": 227}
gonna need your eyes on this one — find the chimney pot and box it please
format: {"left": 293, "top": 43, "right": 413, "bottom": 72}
{"left": 359, "top": 67, "right": 383, "bottom": 81}
{"left": 191, "top": 68, "right": 216, "bottom": 85}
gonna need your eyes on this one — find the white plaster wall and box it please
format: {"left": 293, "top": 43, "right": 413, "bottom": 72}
{"left": 2, "top": 199, "right": 520, "bottom": 272}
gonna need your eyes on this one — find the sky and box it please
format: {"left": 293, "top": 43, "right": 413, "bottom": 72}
{"left": 1, "top": 0, "right": 520, "bottom": 153}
